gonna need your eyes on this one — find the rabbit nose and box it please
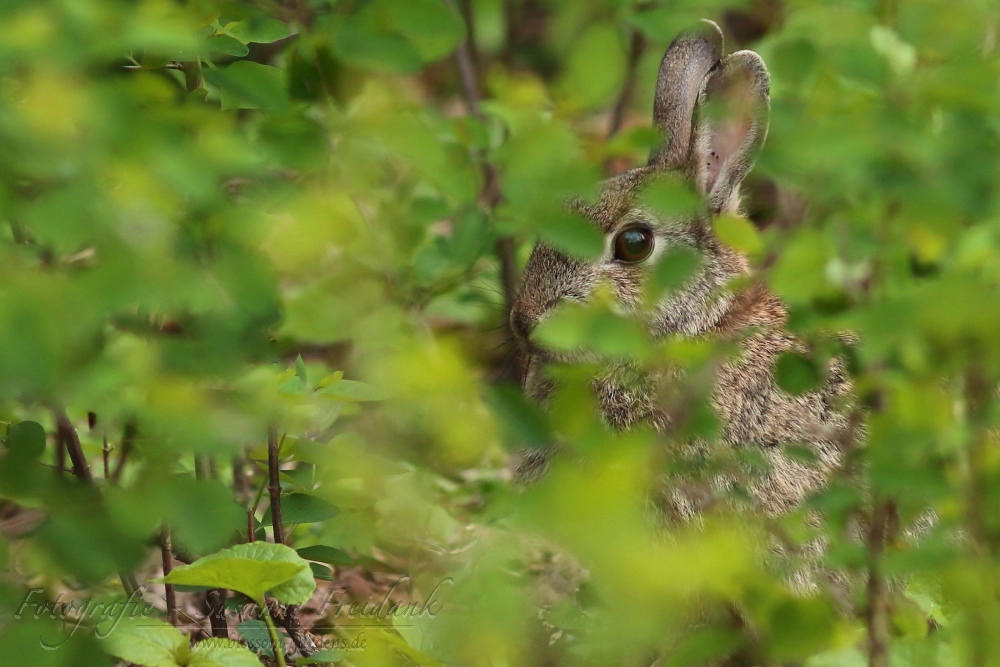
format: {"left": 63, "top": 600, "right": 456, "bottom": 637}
{"left": 510, "top": 309, "right": 537, "bottom": 344}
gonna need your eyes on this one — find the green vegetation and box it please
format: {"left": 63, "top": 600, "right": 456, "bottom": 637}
{"left": 0, "top": 1, "right": 997, "bottom": 666}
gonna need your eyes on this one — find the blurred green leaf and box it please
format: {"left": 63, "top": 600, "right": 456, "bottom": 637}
{"left": 209, "top": 61, "right": 288, "bottom": 111}
{"left": 226, "top": 17, "right": 292, "bottom": 45}
{"left": 5, "top": 421, "right": 45, "bottom": 459}
{"left": 205, "top": 34, "right": 249, "bottom": 57}
{"left": 297, "top": 544, "right": 355, "bottom": 566}
{"left": 774, "top": 351, "right": 824, "bottom": 396}
{"left": 262, "top": 493, "right": 340, "bottom": 525}
{"left": 713, "top": 215, "right": 762, "bottom": 255}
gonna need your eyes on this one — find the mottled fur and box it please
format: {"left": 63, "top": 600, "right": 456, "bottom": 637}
{"left": 510, "top": 21, "right": 849, "bottom": 518}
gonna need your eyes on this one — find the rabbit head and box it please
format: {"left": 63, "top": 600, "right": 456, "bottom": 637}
{"left": 510, "top": 21, "right": 771, "bottom": 413}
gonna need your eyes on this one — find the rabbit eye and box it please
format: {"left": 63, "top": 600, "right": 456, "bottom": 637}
{"left": 613, "top": 227, "right": 654, "bottom": 263}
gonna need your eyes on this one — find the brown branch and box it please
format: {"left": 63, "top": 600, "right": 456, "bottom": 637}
{"left": 866, "top": 498, "right": 894, "bottom": 667}
{"left": 55, "top": 411, "right": 92, "bottom": 484}
{"left": 55, "top": 435, "right": 66, "bottom": 478}
{"left": 102, "top": 436, "right": 110, "bottom": 479}
{"left": 54, "top": 411, "right": 140, "bottom": 596}
{"left": 160, "top": 526, "right": 179, "bottom": 627}
{"left": 193, "top": 452, "right": 230, "bottom": 638}
{"left": 268, "top": 600, "right": 318, "bottom": 657}
{"left": 110, "top": 422, "right": 136, "bottom": 483}
{"left": 267, "top": 426, "right": 285, "bottom": 545}
{"left": 206, "top": 588, "right": 229, "bottom": 639}
{"left": 606, "top": 28, "right": 647, "bottom": 140}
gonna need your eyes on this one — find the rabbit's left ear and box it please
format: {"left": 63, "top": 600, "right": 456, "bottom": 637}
{"left": 691, "top": 50, "right": 770, "bottom": 214}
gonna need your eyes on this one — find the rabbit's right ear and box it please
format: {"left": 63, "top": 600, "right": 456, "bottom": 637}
{"left": 648, "top": 20, "right": 724, "bottom": 170}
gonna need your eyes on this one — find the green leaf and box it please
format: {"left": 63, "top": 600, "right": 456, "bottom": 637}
{"left": 205, "top": 34, "right": 249, "bottom": 57}
{"left": 382, "top": 0, "right": 465, "bottom": 62}
{"left": 208, "top": 61, "right": 287, "bottom": 111}
{"left": 263, "top": 493, "right": 340, "bottom": 525}
{"left": 162, "top": 543, "right": 315, "bottom": 604}
{"left": 536, "top": 210, "right": 604, "bottom": 260}
{"left": 295, "top": 649, "right": 345, "bottom": 665}
{"left": 712, "top": 215, "right": 762, "bottom": 255}
{"left": 297, "top": 544, "right": 355, "bottom": 566}
{"left": 560, "top": 23, "right": 626, "bottom": 108}
{"left": 226, "top": 17, "right": 292, "bottom": 44}
{"left": 486, "top": 383, "right": 552, "bottom": 450}
{"left": 769, "top": 229, "right": 829, "bottom": 305}
{"left": 650, "top": 247, "right": 701, "bottom": 299}
{"left": 189, "top": 638, "right": 264, "bottom": 667}
{"left": 102, "top": 618, "right": 188, "bottom": 667}
{"left": 774, "top": 351, "right": 824, "bottom": 395}
{"left": 639, "top": 177, "right": 702, "bottom": 220}
{"left": 6, "top": 420, "right": 46, "bottom": 459}
{"left": 318, "top": 379, "right": 388, "bottom": 402}
{"left": 295, "top": 354, "right": 308, "bottom": 384}
{"left": 309, "top": 562, "right": 335, "bottom": 581}
{"left": 237, "top": 620, "right": 273, "bottom": 658}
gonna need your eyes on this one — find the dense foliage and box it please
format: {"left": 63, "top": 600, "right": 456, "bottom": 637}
{"left": 0, "top": 0, "right": 998, "bottom": 666}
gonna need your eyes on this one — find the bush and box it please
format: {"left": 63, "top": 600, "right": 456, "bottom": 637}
{"left": 0, "top": 1, "right": 996, "bottom": 666}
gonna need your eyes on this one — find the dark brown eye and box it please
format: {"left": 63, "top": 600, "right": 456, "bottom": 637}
{"left": 613, "top": 226, "right": 654, "bottom": 263}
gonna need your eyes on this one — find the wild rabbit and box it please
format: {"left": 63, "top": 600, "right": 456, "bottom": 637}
{"left": 510, "top": 20, "right": 852, "bottom": 519}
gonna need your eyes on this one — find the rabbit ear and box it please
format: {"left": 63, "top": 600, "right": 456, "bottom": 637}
{"left": 649, "top": 20, "right": 724, "bottom": 170}
{"left": 690, "top": 50, "right": 770, "bottom": 214}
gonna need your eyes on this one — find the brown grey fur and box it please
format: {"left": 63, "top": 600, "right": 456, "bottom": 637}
{"left": 510, "top": 21, "right": 850, "bottom": 519}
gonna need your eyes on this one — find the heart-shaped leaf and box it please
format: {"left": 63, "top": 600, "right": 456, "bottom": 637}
{"left": 102, "top": 618, "right": 188, "bottom": 667}
{"left": 189, "top": 637, "right": 266, "bottom": 667}
{"left": 163, "top": 542, "right": 315, "bottom": 604}
{"left": 6, "top": 421, "right": 46, "bottom": 459}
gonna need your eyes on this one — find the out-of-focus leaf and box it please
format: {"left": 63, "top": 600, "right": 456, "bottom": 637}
{"left": 319, "top": 379, "right": 388, "bottom": 402}
{"left": 713, "top": 215, "right": 762, "bottom": 255}
{"left": 774, "top": 351, "right": 824, "bottom": 395}
{"left": 262, "top": 493, "right": 340, "bottom": 525}
{"left": 226, "top": 17, "right": 291, "bottom": 44}
{"left": 297, "top": 544, "right": 355, "bottom": 566}
{"left": 560, "top": 23, "right": 626, "bottom": 108}
{"left": 208, "top": 61, "right": 288, "bottom": 111}
{"left": 205, "top": 34, "right": 249, "bottom": 57}
{"left": 5, "top": 421, "right": 45, "bottom": 459}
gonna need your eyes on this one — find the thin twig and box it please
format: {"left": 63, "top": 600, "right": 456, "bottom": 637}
{"left": 54, "top": 435, "right": 66, "bottom": 477}
{"left": 248, "top": 474, "right": 268, "bottom": 543}
{"left": 102, "top": 436, "right": 110, "bottom": 479}
{"left": 194, "top": 454, "right": 229, "bottom": 638}
{"left": 110, "top": 423, "right": 136, "bottom": 483}
{"left": 160, "top": 526, "right": 178, "bottom": 627}
{"left": 866, "top": 497, "right": 893, "bottom": 667}
{"left": 267, "top": 426, "right": 285, "bottom": 544}
{"left": 55, "top": 411, "right": 92, "bottom": 484}
{"left": 447, "top": 0, "right": 525, "bottom": 383}
{"left": 606, "top": 28, "right": 647, "bottom": 140}
{"left": 54, "top": 411, "right": 140, "bottom": 596}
